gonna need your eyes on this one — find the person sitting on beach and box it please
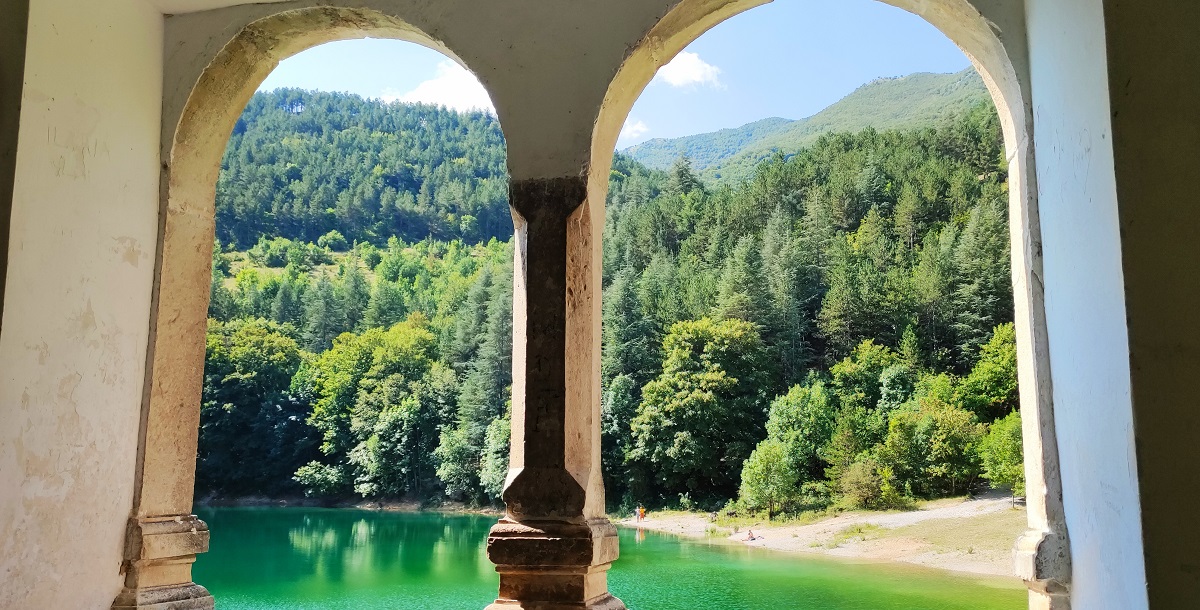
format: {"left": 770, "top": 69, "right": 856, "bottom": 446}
{"left": 745, "top": 529, "right": 756, "bottom": 541}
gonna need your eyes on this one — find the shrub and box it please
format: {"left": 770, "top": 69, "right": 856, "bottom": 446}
{"left": 980, "top": 410, "right": 1025, "bottom": 497}
{"left": 739, "top": 438, "right": 799, "bottom": 519}
{"left": 318, "top": 230, "right": 349, "bottom": 251}
{"left": 840, "top": 458, "right": 883, "bottom": 509}
{"left": 358, "top": 243, "right": 383, "bottom": 269}
{"left": 294, "top": 461, "right": 347, "bottom": 497}
{"left": 249, "top": 236, "right": 293, "bottom": 267}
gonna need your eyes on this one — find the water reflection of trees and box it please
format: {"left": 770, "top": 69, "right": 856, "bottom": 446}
{"left": 199, "top": 508, "right": 493, "bottom": 587}
{"left": 287, "top": 511, "right": 492, "bottom": 582}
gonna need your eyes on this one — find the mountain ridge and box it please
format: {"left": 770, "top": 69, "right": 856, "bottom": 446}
{"left": 622, "top": 68, "right": 990, "bottom": 182}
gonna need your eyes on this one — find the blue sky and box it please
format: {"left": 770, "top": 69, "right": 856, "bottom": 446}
{"left": 258, "top": 0, "right": 969, "bottom": 148}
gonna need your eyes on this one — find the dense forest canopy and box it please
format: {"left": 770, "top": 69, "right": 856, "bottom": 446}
{"left": 217, "top": 89, "right": 509, "bottom": 248}
{"left": 200, "top": 88, "right": 1024, "bottom": 516}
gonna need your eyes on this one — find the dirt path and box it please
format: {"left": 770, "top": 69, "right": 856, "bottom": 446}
{"left": 619, "top": 492, "right": 1025, "bottom": 578}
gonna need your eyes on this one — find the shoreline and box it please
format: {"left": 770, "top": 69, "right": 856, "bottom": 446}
{"left": 196, "top": 496, "right": 503, "bottom": 515}
{"left": 617, "top": 494, "right": 1026, "bottom": 580}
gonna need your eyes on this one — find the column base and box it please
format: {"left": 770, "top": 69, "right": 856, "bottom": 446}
{"left": 1015, "top": 528, "right": 1071, "bottom": 610}
{"left": 111, "top": 583, "right": 214, "bottom": 610}
{"left": 113, "top": 515, "right": 213, "bottom": 610}
{"left": 485, "top": 593, "right": 626, "bottom": 610}
{"left": 486, "top": 518, "right": 625, "bottom": 610}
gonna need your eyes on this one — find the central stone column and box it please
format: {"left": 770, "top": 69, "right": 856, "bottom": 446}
{"left": 486, "top": 177, "right": 624, "bottom": 610}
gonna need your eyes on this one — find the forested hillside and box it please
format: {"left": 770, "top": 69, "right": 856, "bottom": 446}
{"left": 200, "top": 88, "right": 1024, "bottom": 517}
{"left": 624, "top": 69, "right": 988, "bottom": 183}
{"left": 216, "top": 89, "right": 509, "bottom": 248}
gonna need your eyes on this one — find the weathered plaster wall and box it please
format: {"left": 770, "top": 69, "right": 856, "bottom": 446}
{"left": 1102, "top": 0, "right": 1200, "bottom": 605}
{"left": 0, "top": 0, "right": 29, "bottom": 338}
{"left": 0, "top": 0, "right": 165, "bottom": 607}
{"left": 1024, "top": 0, "right": 1148, "bottom": 607}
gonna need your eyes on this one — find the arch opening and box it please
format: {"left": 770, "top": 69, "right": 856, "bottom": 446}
{"left": 122, "top": 6, "right": 515, "bottom": 608}
{"left": 588, "top": 1, "right": 1068, "bottom": 607}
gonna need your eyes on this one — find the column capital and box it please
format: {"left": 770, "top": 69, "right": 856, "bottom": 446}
{"left": 508, "top": 176, "right": 587, "bottom": 222}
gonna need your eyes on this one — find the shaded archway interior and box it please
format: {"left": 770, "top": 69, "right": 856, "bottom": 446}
{"left": 0, "top": 0, "right": 30, "bottom": 340}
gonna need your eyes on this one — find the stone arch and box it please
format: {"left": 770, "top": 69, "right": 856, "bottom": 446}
{"left": 116, "top": 7, "right": 501, "bottom": 609}
{"left": 588, "top": 1, "right": 1069, "bottom": 608}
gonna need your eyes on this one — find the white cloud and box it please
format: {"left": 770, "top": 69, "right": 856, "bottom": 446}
{"left": 380, "top": 60, "right": 494, "bottom": 113}
{"left": 654, "top": 52, "right": 723, "bottom": 88}
{"left": 619, "top": 119, "right": 650, "bottom": 144}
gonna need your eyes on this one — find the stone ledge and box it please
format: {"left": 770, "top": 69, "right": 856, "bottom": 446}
{"left": 488, "top": 518, "right": 619, "bottom": 567}
{"left": 131, "top": 515, "right": 210, "bottom": 561}
{"left": 485, "top": 592, "right": 626, "bottom": 610}
{"left": 1015, "top": 527, "right": 1070, "bottom": 582}
{"left": 1015, "top": 526, "right": 1071, "bottom": 606}
{"left": 111, "top": 583, "right": 214, "bottom": 610}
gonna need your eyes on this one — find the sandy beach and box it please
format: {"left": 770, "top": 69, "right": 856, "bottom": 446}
{"left": 619, "top": 492, "right": 1026, "bottom": 578}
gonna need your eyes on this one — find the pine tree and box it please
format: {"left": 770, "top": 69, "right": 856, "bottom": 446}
{"left": 819, "top": 208, "right": 910, "bottom": 356}
{"left": 364, "top": 280, "right": 408, "bottom": 330}
{"left": 435, "top": 263, "right": 512, "bottom": 501}
{"left": 952, "top": 198, "right": 1011, "bottom": 368}
{"left": 911, "top": 223, "right": 959, "bottom": 368}
{"left": 638, "top": 253, "right": 682, "bottom": 330}
{"left": 447, "top": 266, "right": 494, "bottom": 374}
{"left": 457, "top": 264, "right": 513, "bottom": 428}
{"left": 302, "top": 276, "right": 344, "bottom": 352}
{"left": 666, "top": 155, "right": 704, "bottom": 197}
{"left": 761, "top": 207, "right": 813, "bottom": 386}
{"left": 601, "top": 267, "right": 658, "bottom": 389}
{"left": 601, "top": 374, "right": 640, "bottom": 500}
{"left": 714, "top": 234, "right": 770, "bottom": 327}
{"left": 208, "top": 261, "right": 238, "bottom": 322}
{"left": 856, "top": 159, "right": 890, "bottom": 214}
{"left": 270, "top": 270, "right": 306, "bottom": 328}
{"left": 337, "top": 255, "right": 371, "bottom": 331}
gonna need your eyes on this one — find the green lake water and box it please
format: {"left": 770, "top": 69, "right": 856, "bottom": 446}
{"left": 194, "top": 507, "right": 1024, "bottom": 610}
